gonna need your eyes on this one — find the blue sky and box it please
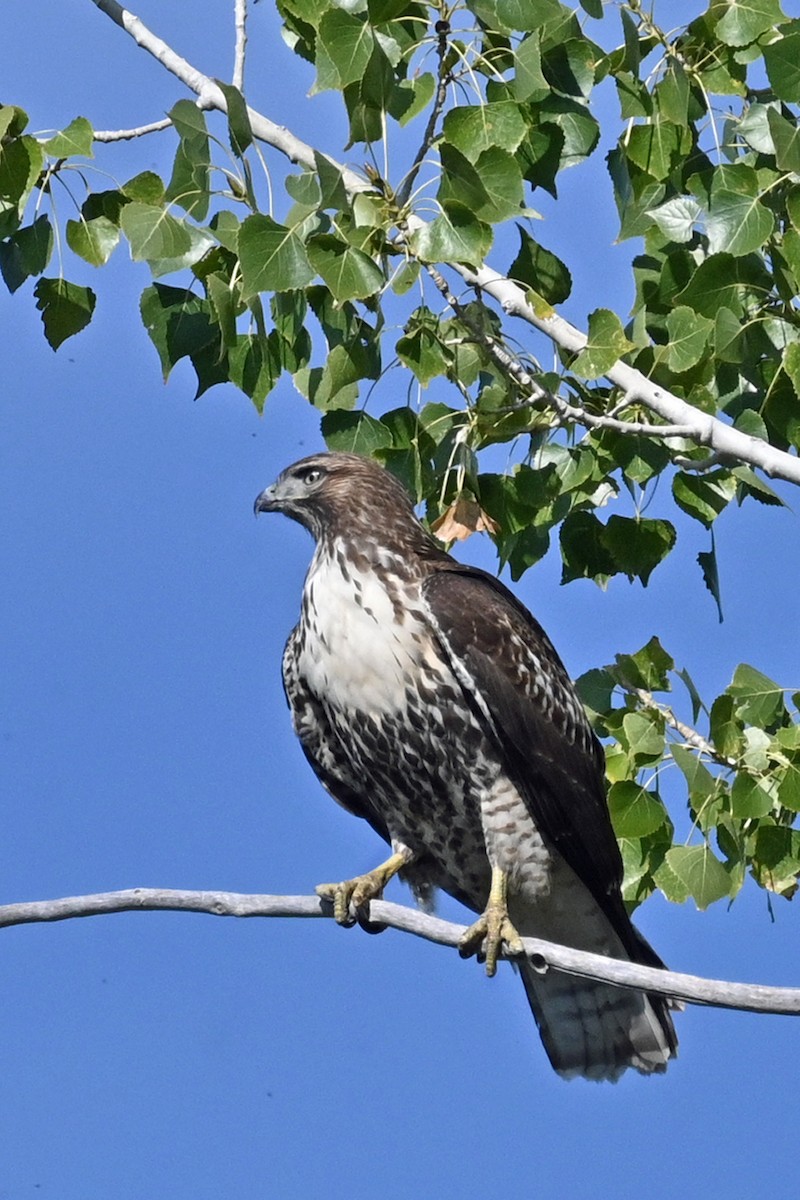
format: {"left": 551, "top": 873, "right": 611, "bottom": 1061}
{"left": 3, "top": 3, "right": 800, "bottom": 1198}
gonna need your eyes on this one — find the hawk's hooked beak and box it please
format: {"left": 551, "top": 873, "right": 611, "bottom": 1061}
{"left": 254, "top": 484, "right": 279, "bottom": 515}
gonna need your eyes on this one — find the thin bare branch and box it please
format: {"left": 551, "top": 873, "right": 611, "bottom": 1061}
{"left": 233, "top": 0, "right": 247, "bottom": 92}
{"left": 395, "top": 24, "right": 451, "bottom": 210}
{"left": 2, "top": 887, "right": 800, "bottom": 1015}
{"left": 93, "top": 117, "right": 172, "bottom": 142}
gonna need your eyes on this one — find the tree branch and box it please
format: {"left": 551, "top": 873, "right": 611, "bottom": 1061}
{"left": 3, "top": 887, "right": 800, "bottom": 1016}
{"left": 93, "top": 117, "right": 172, "bottom": 142}
{"left": 233, "top": 0, "right": 247, "bottom": 92}
{"left": 88, "top": 0, "right": 800, "bottom": 489}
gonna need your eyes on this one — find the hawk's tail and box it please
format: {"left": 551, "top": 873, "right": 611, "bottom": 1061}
{"left": 518, "top": 958, "right": 678, "bottom": 1082}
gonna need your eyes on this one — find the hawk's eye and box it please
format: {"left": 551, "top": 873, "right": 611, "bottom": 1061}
{"left": 297, "top": 466, "right": 323, "bottom": 486}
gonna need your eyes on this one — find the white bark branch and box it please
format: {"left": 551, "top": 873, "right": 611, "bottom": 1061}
{"left": 93, "top": 116, "right": 172, "bottom": 142}
{"left": 88, "top": 1, "right": 800, "bottom": 488}
{"left": 89, "top": 0, "right": 368, "bottom": 192}
{"left": 233, "top": 0, "right": 247, "bottom": 92}
{"left": 2, "top": 887, "right": 799, "bottom": 1016}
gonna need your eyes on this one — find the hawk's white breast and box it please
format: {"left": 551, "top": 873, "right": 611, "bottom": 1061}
{"left": 299, "top": 542, "right": 436, "bottom": 717}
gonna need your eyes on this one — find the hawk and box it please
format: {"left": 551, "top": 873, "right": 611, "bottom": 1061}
{"left": 255, "top": 451, "right": 678, "bottom": 1080}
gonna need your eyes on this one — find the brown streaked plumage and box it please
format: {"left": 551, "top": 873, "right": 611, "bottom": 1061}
{"left": 255, "top": 451, "right": 678, "bottom": 1080}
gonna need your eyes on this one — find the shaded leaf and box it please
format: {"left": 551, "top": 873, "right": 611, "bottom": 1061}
{"left": 34, "top": 277, "right": 96, "bottom": 349}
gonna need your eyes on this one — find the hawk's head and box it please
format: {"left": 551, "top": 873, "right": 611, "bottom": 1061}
{"left": 254, "top": 452, "right": 420, "bottom": 545}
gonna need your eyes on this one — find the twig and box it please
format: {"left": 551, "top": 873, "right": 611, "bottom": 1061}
{"left": 635, "top": 688, "right": 738, "bottom": 769}
{"left": 424, "top": 263, "right": 697, "bottom": 441}
{"left": 233, "top": 0, "right": 247, "bottom": 92}
{"left": 93, "top": 117, "right": 172, "bottom": 142}
{"left": 395, "top": 21, "right": 451, "bottom": 210}
{"left": 2, "top": 887, "right": 800, "bottom": 1015}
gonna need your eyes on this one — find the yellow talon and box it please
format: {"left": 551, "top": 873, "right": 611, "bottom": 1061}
{"left": 458, "top": 867, "right": 525, "bottom": 977}
{"left": 316, "top": 849, "right": 410, "bottom": 927}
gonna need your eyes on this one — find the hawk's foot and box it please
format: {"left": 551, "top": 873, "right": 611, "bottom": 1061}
{"left": 458, "top": 867, "right": 524, "bottom": 977}
{"left": 316, "top": 849, "right": 410, "bottom": 929}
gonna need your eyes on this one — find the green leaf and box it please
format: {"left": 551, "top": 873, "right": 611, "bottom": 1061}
{"left": 442, "top": 102, "right": 528, "bottom": 164}
{"left": 140, "top": 283, "right": 218, "bottom": 381}
{"left": 575, "top": 667, "right": 615, "bottom": 715}
{"left": 542, "top": 38, "right": 596, "bottom": 100}
{"left": 672, "top": 470, "right": 736, "bottom": 527}
{"left": 698, "top": 543, "right": 724, "bottom": 623}
{"left": 764, "top": 25, "right": 800, "bottom": 101}
{"left": 663, "top": 845, "right": 731, "bottom": 909}
{"left": 671, "top": 743, "right": 716, "bottom": 799}
{"left": 215, "top": 80, "right": 253, "bottom": 155}
{"left": 438, "top": 144, "right": 492, "bottom": 214}
{"left": 0, "top": 104, "right": 29, "bottom": 140}
{"left": 676, "top": 252, "right": 771, "bottom": 318}
{"left": 625, "top": 122, "right": 688, "bottom": 181}
{"left": 228, "top": 334, "right": 280, "bottom": 412}
{"left": 539, "top": 96, "right": 599, "bottom": 169}
{"left": 600, "top": 515, "right": 676, "bottom": 585}
{"left": 396, "top": 308, "right": 450, "bottom": 386}
{"left": 119, "top": 202, "right": 193, "bottom": 262}
{"left": 621, "top": 710, "right": 665, "bottom": 763}
{"left": 677, "top": 667, "right": 704, "bottom": 724}
{"left": 507, "top": 225, "right": 571, "bottom": 304}
{"left": 306, "top": 234, "right": 383, "bottom": 301}
{"left": 657, "top": 60, "right": 690, "bottom": 125}
{"left": 647, "top": 196, "right": 701, "bottom": 243}
{"left": 730, "top": 771, "right": 776, "bottom": 818}
{"left": 321, "top": 410, "right": 394, "bottom": 455}
{"left": 388, "top": 73, "right": 436, "bottom": 127}
{"left": 317, "top": 10, "right": 375, "bottom": 90}
{"left": 33, "top": 277, "right": 96, "bottom": 349}
{"left": 514, "top": 32, "right": 549, "bottom": 102}
{"left": 752, "top": 825, "right": 800, "bottom": 896}
{"left": 496, "top": 0, "right": 564, "bottom": 32}
{"left": 472, "top": 147, "right": 524, "bottom": 222}
{"left": 0, "top": 135, "right": 44, "bottom": 231}
{"left": 767, "top": 108, "right": 800, "bottom": 173}
{"left": 716, "top": 0, "right": 786, "bottom": 47}
{"left": 572, "top": 308, "right": 634, "bottom": 379}
{"left": 164, "top": 100, "right": 210, "bottom": 220}
{"left": 608, "top": 782, "right": 670, "bottom": 838}
{"left": 122, "top": 172, "right": 165, "bottom": 205}
{"left": 238, "top": 215, "right": 314, "bottom": 299}
{"left": 205, "top": 272, "right": 238, "bottom": 350}
{"left": 66, "top": 215, "right": 120, "bottom": 267}
{"left": 43, "top": 116, "right": 94, "bottom": 158}
{"left": 408, "top": 204, "right": 492, "bottom": 267}
{"left": 709, "top": 693, "right": 743, "bottom": 758}
{"left": 559, "top": 511, "right": 617, "bottom": 586}
{"left": 614, "top": 637, "right": 674, "bottom": 692}
{"left": 727, "top": 663, "right": 787, "bottom": 728}
{"left": 706, "top": 166, "right": 774, "bottom": 257}
{"left": 0, "top": 216, "right": 53, "bottom": 292}
{"left": 663, "top": 306, "right": 713, "bottom": 371}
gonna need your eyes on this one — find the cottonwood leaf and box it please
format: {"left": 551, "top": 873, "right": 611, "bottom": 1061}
{"left": 34, "top": 277, "right": 96, "bottom": 349}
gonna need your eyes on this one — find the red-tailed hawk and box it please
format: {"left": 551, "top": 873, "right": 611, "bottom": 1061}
{"left": 255, "top": 451, "right": 678, "bottom": 1080}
